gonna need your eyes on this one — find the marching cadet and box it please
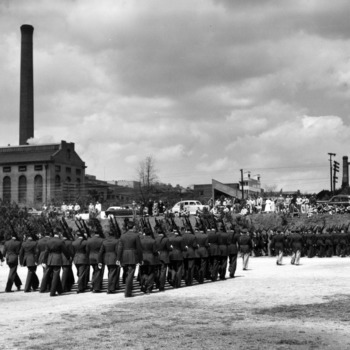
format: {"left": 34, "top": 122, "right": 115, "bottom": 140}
{"left": 168, "top": 226, "right": 186, "bottom": 288}
{"left": 42, "top": 228, "right": 70, "bottom": 296}
{"left": 324, "top": 229, "right": 333, "bottom": 258}
{"left": 271, "top": 228, "right": 285, "bottom": 265}
{"left": 182, "top": 225, "right": 198, "bottom": 286}
{"left": 61, "top": 231, "right": 75, "bottom": 293}
{"left": 38, "top": 230, "right": 52, "bottom": 293}
{"left": 140, "top": 227, "right": 158, "bottom": 294}
{"left": 289, "top": 228, "right": 303, "bottom": 265}
{"left": 155, "top": 226, "right": 172, "bottom": 291}
{"left": 217, "top": 222, "right": 230, "bottom": 280}
{"left": 98, "top": 230, "right": 119, "bottom": 294}
{"left": 207, "top": 225, "right": 219, "bottom": 281}
{"left": 194, "top": 222, "right": 209, "bottom": 284}
{"left": 239, "top": 228, "right": 252, "bottom": 270}
{"left": 3, "top": 231, "right": 22, "bottom": 292}
{"left": 19, "top": 233, "right": 39, "bottom": 292}
{"left": 227, "top": 225, "right": 240, "bottom": 278}
{"left": 117, "top": 221, "right": 143, "bottom": 297}
{"left": 72, "top": 231, "right": 89, "bottom": 293}
{"left": 86, "top": 229, "right": 105, "bottom": 293}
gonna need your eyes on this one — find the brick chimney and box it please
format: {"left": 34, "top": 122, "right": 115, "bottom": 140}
{"left": 19, "top": 24, "right": 34, "bottom": 145}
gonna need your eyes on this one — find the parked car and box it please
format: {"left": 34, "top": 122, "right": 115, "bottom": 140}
{"left": 105, "top": 204, "right": 141, "bottom": 217}
{"left": 27, "top": 208, "right": 43, "bottom": 216}
{"left": 327, "top": 195, "right": 350, "bottom": 207}
{"left": 171, "top": 200, "right": 209, "bottom": 215}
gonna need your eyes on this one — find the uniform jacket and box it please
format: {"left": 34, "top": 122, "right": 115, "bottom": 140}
{"left": 86, "top": 235, "right": 105, "bottom": 265}
{"left": 207, "top": 230, "right": 219, "bottom": 256}
{"left": 43, "top": 236, "right": 70, "bottom": 266}
{"left": 98, "top": 236, "right": 119, "bottom": 265}
{"left": 72, "top": 237, "right": 89, "bottom": 265}
{"left": 169, "top": 234, "right": 186, "bottom": 261}
{"left": 289, "top": 233, "right": 303, "bottom": 250}
{"left": 239, "top": 234, "right": 252, "bottom": 254}
{"left": 117, "top": 230, "right": 143, "bottom": 265}
{"left": 62, "top": 239, "right": 74, "bottom": 266}
{"left": 217, "top": 230, "right": 230, "bottom": 256}
{"left": 194, "top": 232, "right": 209, "bottom": 258}
{"left": 228, "top": 231, "right": 240, "bottom": 255}
{"left": 19, "top": 239, "right": 37, "bottom": 267}
{"left": 182, "top": 232, "right": 197, "bottom": 259}
{"left": 37, "top": 236, "right": 51, "bottom": 264}
{"left": 4, "top": 239, "right": 22, "bottom": 265}
{"left": 272, "top": 233, "right": 285, "bottom": 250}
{"left": 140, "top": 235, "right": 158, "bottom": 265}
{"left": 155, "top": 235, "right": 172, "bottom": 264}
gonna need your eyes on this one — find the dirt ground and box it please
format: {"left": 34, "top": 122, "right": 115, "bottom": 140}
{"left": 1, "top": 256, "right": 350, "bottom": 350}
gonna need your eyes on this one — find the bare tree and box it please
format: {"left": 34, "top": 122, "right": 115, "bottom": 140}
{"left": 137, "top": 155, "right": 159, "bottom": 201}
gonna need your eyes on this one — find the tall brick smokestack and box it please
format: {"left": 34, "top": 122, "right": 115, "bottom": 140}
{"left": 342, "top": 156, "right": 349, "bottom": 189}
{"left": 19, "top": 24, "right": 34, "bottom": 145}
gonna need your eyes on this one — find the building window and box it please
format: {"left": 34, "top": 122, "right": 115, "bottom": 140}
{"left": 18, "top": 175, "right": 27, "bottom": 204}
{"left": 34, "top": 175, "right": 43, "bottom": 204}
{"left": 19, "top": 165, "right": 27, "bottom": 172}
{"left": 34, "top": 165, "right": 43, "bottom": 171}
{"left": 3, "top": 176, "right": 11, "bottom": 202}
{"left": 66, "top": 167, "right": 71, "bottom": 174}
{"left": 76, "top": 169, "right": 81, "bottom": 176}
{"left": 55, "top": 165, "right": 61, "bottom": 172}
{"left": 3, "top": 166, "right": 11, "bottom": 173}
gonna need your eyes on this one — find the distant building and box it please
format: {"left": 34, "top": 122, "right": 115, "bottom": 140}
{"left": 0, "top": 141, "right": 86, "bottom": 206}
{"left": 240, "top": 172, "right": 262, "bottom": 197}
{"left": 116, "top": 180, "right": 141, "bottom": 189}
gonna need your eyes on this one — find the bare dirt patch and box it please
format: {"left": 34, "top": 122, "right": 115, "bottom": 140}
{"left": 1, "top": 257, "right": 350, "bottom": 350}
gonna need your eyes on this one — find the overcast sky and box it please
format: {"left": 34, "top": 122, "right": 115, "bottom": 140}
{"left": 1, "top": 0, "right": 350, "bottom": 193}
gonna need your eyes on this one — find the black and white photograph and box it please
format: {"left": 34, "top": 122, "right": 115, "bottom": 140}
{"left": 1, "top": 1, "right": 350, "bottom": 349}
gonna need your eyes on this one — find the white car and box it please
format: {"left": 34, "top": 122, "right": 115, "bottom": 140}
{"left": 171, "top": 200, "right": 209, "bottom": 215}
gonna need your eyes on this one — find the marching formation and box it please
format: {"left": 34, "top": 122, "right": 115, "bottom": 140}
{"left": 1, "top": 203, "right": 350, "bottom": 298}
{"left": 0, "top": 214, "right": 255, "bottom": 297}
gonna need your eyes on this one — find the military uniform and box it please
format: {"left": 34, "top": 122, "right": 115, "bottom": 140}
{"left": 19, "top": 237, "right": 39, "bottom": 292}
{"left": 155, "top": 233, "right": 172, "bottom": 291}
{"left": 72, "top": 234, "right": 89, "bottom": 293}
{"left": 239, "top": 229, "right": 252, "bottom": 270}
{"left": 169, "top": 232, "right": 186, "bottom": 288}
{"left": 182, "top": 228, "right": 198, "bottom": 286}
{"left": 86, "top": 233, "right": 105, "bottom": 292}
{"left": 3, "top": 237, "right": 22, "bottom": 292}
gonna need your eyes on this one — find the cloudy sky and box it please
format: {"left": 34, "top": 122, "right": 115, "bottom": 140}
{"left": 1, "top": 0, "right": 350, "bottom": 193}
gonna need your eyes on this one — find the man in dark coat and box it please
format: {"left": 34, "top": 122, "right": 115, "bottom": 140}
{"left": 207, "top": 227, "right": 219, "bottom": 281}
{"left": 239, "top": 228, "right": 252, "bottom": 270}
{"left": 42, "top": 229, "right": 70, "bottom": 296}
{"left": 194, "top": 224, "right": 209, "bottom": 284}
{"left": 3, "top": 232, "right": 22, "bottom": 292}
{"left": 37, "top": 230, "right": 52, "bottom": 292}
{"left": 72, "top": 231, "right": 89, "bottom": 293}
{"left": 155, "top": 228, "right": 172, "bottom": 291}
{"left": 61, "top": 233, "right": 75, "bottom": 292}
{"left": 19, "top": 234, "right": 39, "bottom": 292}
{"left": 182, "top": 226, "right": 198, "bottom": 286}
{"left": 117, "top": 221, "right": 143, "bottom": 297}
{"left": 217, "top": 223, "right": 230, "bottom": 280}
{"left": 98, "top": 231, "right": 119, "bottom": 294}
{"left": 271, "top": 228, "right": 285, "bottom": 265}
{"left": 227, "top": 226, "right": 240, "bottom": 278}
{"left": 289, "top": 228, "right": 303, "bottom": 265}
{"left": 140, "top": 228, "right": 158, "bottom": 294}
{"left": 86, "top": 230, "right": 105, "bottom": 293}
{"left": 169, "top": 229, "right": 186, "bottom": 288}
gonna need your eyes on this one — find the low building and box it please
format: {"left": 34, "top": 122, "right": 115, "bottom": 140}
{"left": 0, "top": 141, "right": 86, "bottom": 207}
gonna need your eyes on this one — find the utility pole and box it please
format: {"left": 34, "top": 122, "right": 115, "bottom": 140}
{"left": 240, "top": 169, "right": 244, "bottom": 200}
{"left": 328, "top": 153, "right": 336, "bottom": 193}
{"left": 333, "top": 160, "right": 339, "bottom": 194}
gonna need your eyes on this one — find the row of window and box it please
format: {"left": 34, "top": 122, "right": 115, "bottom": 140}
{"left": 2, "top": 174, "right": 81, "bottom": 204}
{"left": 2, "top": 165, "right": 82, "bottom": 176}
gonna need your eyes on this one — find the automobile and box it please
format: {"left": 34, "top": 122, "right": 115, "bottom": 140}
{"left": 171, "top": 200, "right": 209, "bottom": 215}
{"left": 326, "top": 195, "right": 350, "bottom": 207}
{"left": 105, "top": 204, "right": 141, "bottom": 217}
{"left": 27, "top": 207, "right": 43, "bottom": 216}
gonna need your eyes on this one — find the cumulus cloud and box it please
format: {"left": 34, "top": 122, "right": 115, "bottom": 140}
{"left": 1, "top": 0, "right": 350, "bottom": 192}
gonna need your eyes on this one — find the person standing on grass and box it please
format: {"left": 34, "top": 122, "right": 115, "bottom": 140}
{"left": 3, "top": 232, "right": 22, "bottom": 292}
{"left": 19, "top": 234, "right": 39, "bottom": 292}
{"left": 117, "top": 221, "right": 143, "bottom": 297}
{"left": 239, "top": 228, "right": 252, "bottom": 270}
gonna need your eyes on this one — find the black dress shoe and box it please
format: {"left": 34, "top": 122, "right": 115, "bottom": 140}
{"left": 92, "top": 290, "right": 102, "bottom": 293}
{"left": 5, "top": 290, "right": 14, "bottom": 293}
{"left": 17, "top": 286, "right": 21, "bottom": 291}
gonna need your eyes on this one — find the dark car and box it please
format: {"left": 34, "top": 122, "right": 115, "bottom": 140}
{"left": 105, "top": 204, "right": 141, "bottom": 217}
